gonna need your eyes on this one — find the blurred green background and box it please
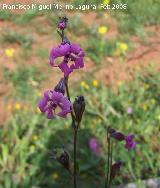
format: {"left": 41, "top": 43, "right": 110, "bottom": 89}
{"left": 0, "top": 0, "right": 160, "bottom": 187}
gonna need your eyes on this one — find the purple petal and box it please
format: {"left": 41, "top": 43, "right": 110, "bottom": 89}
{"left": 125, "top": 134, "right": 134, "bottom": 142}
{"left": 52, "top": 91, "right": 63, "bottom": 103}
{"left": 74, "top": 57, "right": 84, "bottom": 69}
{"left": 70, "top": 44, "right": 81, "bottom": 54}
{"left": 47, "top": 109, "right": 55, "bottom": 119}
{"left": 50, "top": 43, "right": 70, "bottom": 66}
{"left": 44, "top": 90, "right": 52, "bottom": 100}
{"left": 59, "top": 62, "right": 73, "bottom": 76}
{"left": 61, "top": 96, "right": 71, "bottom": 110}
{"left": 38, "top": 97, "right": 47, "bottom": 113}
{"left": 58, "top": 109, "right": 70, "bottom": 118}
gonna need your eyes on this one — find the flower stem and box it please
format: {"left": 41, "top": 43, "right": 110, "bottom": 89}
{"left": 109, "top": 141, "right": 113, "bottom": 187}
{"left": 105, "top": 129, "right": 111, "bottom": 188}
{"left": 64, "top": 76, "right": 78, "bottom": 188}
{"left": 73, "top": 127, "right": 78, "bottom": 188}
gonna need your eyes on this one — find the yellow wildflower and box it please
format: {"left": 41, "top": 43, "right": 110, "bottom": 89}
{"left": 85, "top": 84, "right": 89, "bottom": 90}
{"left": 144, "top": 84, "right": 150, "bottom": 89}
{"left": 5, "top": 48, "right": 15, "bottom": 58}
{"left": 92, "top": 80, "right": 99, "bottom": 87}
{"left": 15, "top": 103, "right": 21, "bottom": 110}
{"left": 97, "top": 118, "right": 102, "bottom": 124}
{"left": 7, "top": 104, "right": 12, "bottom": 111}
{"left": 117, "top": 42, "right": 128, "bottom": 52}
{"left": 52, "top": 172, "right": 59, "bottom": 180}
{"left": 37, "top": 91, "right": 42, "bottom": 97}
{"left": 36, "top": 107, "right": 41, "bottom": 113}
{"left": 64, "top": 124, "right": 69, "bottom": 129}
{"left": 117, "top": 80, "right": 124, "bottom": 87}
{"left": 30, "top": 145, "right": 36, "bottom": 152}
{"left": 142, "top": 104, "right": 148, "bottom": 111}
{"left": 98, "top": 26, "right": 108, "bottom": 34}
{"left": 81, "top": 81, "right": 86, "bottom": 87}
{"left": 103, "top": 0, "right": 110, "bottom": 4}
{"left": 80, "top": 81, "right": 89, "bottom": 90}
{"left": 33, "top": 135, "right": 39, "bottom": 141}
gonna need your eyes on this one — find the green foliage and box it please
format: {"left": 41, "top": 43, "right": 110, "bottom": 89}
{"left": 4, "top": 66, "right": 45, "bottom": 99}
{"left": 35, "top": 47, "right": 48, "bottom": 59}
{"left": 15, "top": 9, "right": 39, "bottom": 25}
{"left": 112, "top": 0, "right": 160, "bottom": 34}
{"left": 0, "top": 10, "right": 13, "bottom": 21}
{"left": 1, "top": 29, "right": 34, "bottom": 48}
{"left": 86, "top": 37, "right": 116, "bottom": 63}
{"left": 1, "top": 66, "right": 160, "bottom": 187}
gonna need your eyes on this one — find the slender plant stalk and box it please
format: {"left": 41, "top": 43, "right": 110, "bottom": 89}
{"left": 61, "top": 27, "right": 78, "bottom": 188}
{"left": 105, "top": 129, "right": 111, "bottom": 188}
{"left": 64, "top": 76, "right": 78, "bottom": 188}
{"left": 73, "top": 127, "right": 78, "bottom": 188}
{"left": 109, "top": 141, "right": 113, "bottom": 187}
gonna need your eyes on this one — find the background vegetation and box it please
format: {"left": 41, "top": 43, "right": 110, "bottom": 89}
{"left": 0, "top": 0, "right": 160, "bottom": 187}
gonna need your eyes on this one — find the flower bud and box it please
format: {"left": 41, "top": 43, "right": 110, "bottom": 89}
{"left": 111, "top": 132, "right": 125, "bottom": 141}
{"left": 58, "top": 17, "right": 68, "bottom": 30}
{"left": 54, "top": 78, "right": 65, "bottom": 95}
{"left": 111, "top": 160, "right": 123, "bottom": 179}
{"left": 108, "top": 127, "right": 116, "bottom": 134}
{"left": 73, "top": 96, "right": 85, "bottom": 123}
{"left": 53, "top": 148, "right": 70, "bottom": 170}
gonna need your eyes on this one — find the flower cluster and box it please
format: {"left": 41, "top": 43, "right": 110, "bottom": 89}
{"left": 38, "top": 89, "right": 71, "bottom": 119}
{"left": 109, "top": 128, "right": 136, "bottom": 151}
{"left": 50, "top": 43, "right": 85, "bottom": 76}
{"left": 38, "top": 17, "right": 85, "bottom": 119}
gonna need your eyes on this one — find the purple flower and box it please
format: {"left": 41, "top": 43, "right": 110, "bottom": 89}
{"left": 58, "top": 22, "right": 66, "bottom": 30}
{"left": 125, "top": 134, "right": 136, "bottom": 151}
{"left": 89, "top": 138, "right": 101, "bottom": 156}
{"left": 127, "top": 107, "right": 133, "bottom": 114}
{"left": 38, "top": 90, "right": 71, "bottom": 119}
{"left": 58, "top": 17, "right": 68, "bottom": 30}
{"left": 50, "top": 43, "right": 85, "bottom": 76}
{"left": 111, "top": 161, "right": 123, "bottom": 179}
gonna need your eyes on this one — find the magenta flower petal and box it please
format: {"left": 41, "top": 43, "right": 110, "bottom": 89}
{"left": 38, "top": 98, "right": 47, "bottom": 113}
{"left": 70, "top": 44, "right": 81, "bottom": 54}
{"left": 52, "top": 91, "right": 63, "bottom": 103}
{"left": 47, "top": 109, "right": 55, "bottom": 119}
{"left": 74, "top": 57, "right": 84, "bottom": 69}
{"left": 50, "top": 42, "right": 85, "bottom": 76}
{"left": 125, "top": 134, "right": 136, "bottom": 151}
{"left": 89, "top": 138, "right": 101, "bottom": 156}
{"left": 59, "top": 62, "right": 73, "bottom": 77}
{"left": 50, "top": 43, "right": 70, "bottom": 66}
{"left": 38, "top": 90, "right": 71, "bottom": 119}
{"left": 127, "top": 107, "right": 133, "bottom": 114}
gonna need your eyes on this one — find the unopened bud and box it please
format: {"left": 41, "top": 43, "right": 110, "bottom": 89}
{"left": 111, "top": 132, "right": 125, "bottom": 141}
{"left": 111, "top": 160, "right": 123, "bottom": 179}
{"left": 73, "top": 96, "right": 85, "bottom": 123}
{"left": 53, "top": 148, "right": 70, "bottom": 170}
{"left": 54, "top": 78, "right": 65, "bottom": 95}
{"left": 58, "top": 17, "right": 68, "bottom": 30}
